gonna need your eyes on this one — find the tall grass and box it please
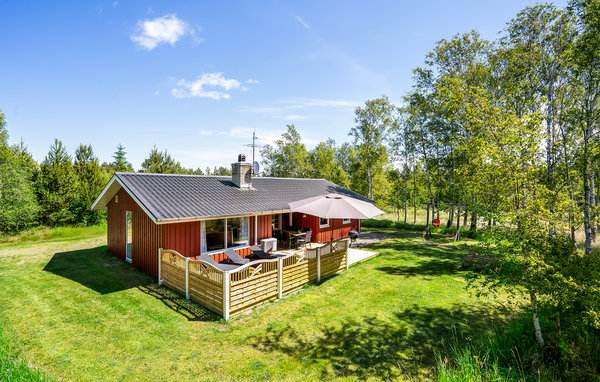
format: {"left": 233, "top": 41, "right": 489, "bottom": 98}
{"left": 0, "top": 224, "right": 106, "bottom": 246}
{"left": 0, "top": 327, "right": 53, "bottom": 382}
{"left": 435, "top": 311, "right": 600, "bottom": 381}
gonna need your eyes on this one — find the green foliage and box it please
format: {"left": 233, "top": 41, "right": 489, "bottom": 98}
{"left": 436, "top": 311, "right": 600, "bottom": 381}
{"left": 111, "top": 143, "right": 133, "bottom": 172}
{"left": 72, "top": 144, "right": 107, "bottom": 225}
{"left": 140, "top": 146, "right": 185, "bottom": 174}
{"left": 307, "top": 138, "right": 349, "bottom": 187}
{"left": 0, "top": 111, "right": 39, "bottom": 232}
{"left": 261, "top": 124, "right": 312, "bottom": 178}
{"left": 36, "top": 139, "right": 78, "bottom": 225}
{"left": 210, "top": 166, "right": 231, "bottom": 176}
{"left": 350, "top": 96, "right": 395, "bottom": 200}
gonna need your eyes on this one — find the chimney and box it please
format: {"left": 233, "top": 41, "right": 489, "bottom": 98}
{"left": 231, "top": 154, "right": 252, "bottom": 188}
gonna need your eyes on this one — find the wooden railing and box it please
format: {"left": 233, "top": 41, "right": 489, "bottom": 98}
{"left": 158, "top": 240, "right": 349, "bottom": 319}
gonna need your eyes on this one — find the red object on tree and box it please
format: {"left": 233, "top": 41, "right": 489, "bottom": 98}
{"left": 433, "top": 218, "right": 440, "bottom": 228}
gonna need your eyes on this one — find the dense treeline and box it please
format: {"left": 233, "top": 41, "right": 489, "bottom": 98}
{"left": 0, "top": 112, "right": 237, "bottom": 232}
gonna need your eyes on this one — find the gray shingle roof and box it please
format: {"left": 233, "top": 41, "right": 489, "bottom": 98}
{"left": 113, "top": 172, "right": 372, "bottom": 223}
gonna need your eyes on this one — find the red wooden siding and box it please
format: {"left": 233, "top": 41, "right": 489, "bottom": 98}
{"left": 292, "top": 212, "right": 358, "bottom": 242}
{"left": 107, "top": 202, "right": 125, "bottom": 261}
{"left": 132, "top": 208, "right": 163, "bottom": 277}
{"left": 256, "top": 215, "right": 272, "bottom": 242}
{"left": 315, "top": 218, "right": 358, "bottom": 242}
{"left": 163, "top": 221, "right": 202, "bottom": 258}
{"left": 106, "top": 188, "right": 163, "bottom": 277}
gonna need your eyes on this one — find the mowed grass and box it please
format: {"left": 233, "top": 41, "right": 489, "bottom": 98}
{"left": 0, "top": 227, "right": 514, "bottom": 381}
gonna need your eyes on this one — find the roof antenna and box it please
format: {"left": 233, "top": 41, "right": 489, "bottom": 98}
{"left": 244, "top": 129, "right": 263, "bottom": 175}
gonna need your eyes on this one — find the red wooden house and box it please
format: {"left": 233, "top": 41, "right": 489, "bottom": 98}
{"left": 91, "top": 156, "right": 370, "bottom": 278}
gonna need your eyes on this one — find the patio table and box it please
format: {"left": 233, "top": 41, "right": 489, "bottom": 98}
{"left": 288, "top": 231, "right": 307, "bottom": 249}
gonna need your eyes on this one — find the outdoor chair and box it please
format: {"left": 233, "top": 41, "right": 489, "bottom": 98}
{"left": 223, "top": 248, "right": 250, "bottom": 265}
{"left": 249, "top": 245, "right": 276, "bottom": 259}
{"left": 197, "top": 253, "right": 240, "bottom": 271}
{"left": 289, "top": 234, "right": 298, "bottom": 249}
{"left": 296, "top": 230, "right": 312, "bottom": 249}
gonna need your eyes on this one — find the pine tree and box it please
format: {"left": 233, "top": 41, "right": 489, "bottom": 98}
{"left": 141, "top": 146, "right": 184, "bottom": 173}
{"left": 37, "top": 139, "right": 78, "bottom": 225}
{"left": 0, "top": 111, "right": 39, "bottom": 232}
{"left": 112, "top": 144, "right": 133, "bottom": 172}
{"left": 73, "top": 144, "right": 107, "bottom": 224}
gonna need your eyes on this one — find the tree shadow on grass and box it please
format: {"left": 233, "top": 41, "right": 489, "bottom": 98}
{"left": 43, "top": 246, "right": 153, "bottom": 294}
{"left": 43, "top": 246, "right": 221, "bottom": 322}
{"left": 367, "top": 233, "right": 468, "bottom": 277}
{"left": 137, "top": 284, "right": 221, "bottom": 322}
{"left": 252, "top": 303, "right": 510, "bottom": 380}
{"left": 376, "top": 258, "right": 462, "bottom": 277}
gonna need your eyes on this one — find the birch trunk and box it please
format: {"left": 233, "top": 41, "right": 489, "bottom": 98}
{"left": 454, "top": 206, "right": 461, "bottom": 242}
{"left": 404, "top": 163, "right": 408, "bottom": 225}
{"left": 591, "top": 170, "right": 596, "bottom": 242}
{"left": 531, "top": 292, "right": 545, "bottom": 346}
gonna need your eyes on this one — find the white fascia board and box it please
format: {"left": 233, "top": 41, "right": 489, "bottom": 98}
{"left": 89, "top": 174, "right": 158, "bottom": 224}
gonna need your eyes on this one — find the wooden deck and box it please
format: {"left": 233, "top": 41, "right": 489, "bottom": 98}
{"left": 158, "top": 240, "right": 349, "bottom": 319}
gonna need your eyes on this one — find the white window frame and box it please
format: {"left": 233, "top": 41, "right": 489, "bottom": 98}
{"left": 201, "top": 216, "right": 250, "bottom": 255}
{"left": 342, "top": 218, "right": 351, "bottom": 224}
{"left": 319, "top": 217, "right": 329, "bottom": 228}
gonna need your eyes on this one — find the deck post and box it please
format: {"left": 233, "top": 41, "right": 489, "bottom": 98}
{"left": 223, "top": 271, "right": 230, "bottom": 320}
{"left": 278, "top": 257, "right": 283, "bottom": 299}
{"left": 345, "top": 239, "right": 349, "bottom": 271}
{"left": 255, "top": 215, "right": 258, "bottom": 245}
{"left": 317, "top": 246, "right": 321, "bottom": 282}
{"left": 185, "top": 257, "right": 190, "bottom": 300}
{"left": 158, "top": 248, "right": 162, "bottom": 286}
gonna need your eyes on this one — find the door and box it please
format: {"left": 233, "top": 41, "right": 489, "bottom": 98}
{"left": 126, "top": 211, "right": 132, "bottom": 263}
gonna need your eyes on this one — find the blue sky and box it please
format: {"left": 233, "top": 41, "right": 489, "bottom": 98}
{"left": 0, "top": 0, "right": 566, "bottom": 170}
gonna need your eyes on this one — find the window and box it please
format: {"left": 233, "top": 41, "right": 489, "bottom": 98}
{"left": 203, "top": 219, "right": 225, "bottom": 252}
{"left": 319, "top": 217, "right": 329, "bottom": 227}
{"left": 343, "top": 218, "right": 351, "bottom": 224}
{"left": 201, "top": 217, "right": 249, "bottom": 253}
{"left": 227, "top": 217, "right": 249, "bottom": 247}
{"left": 272, "top": 214, "right": 280, "bottom": 230}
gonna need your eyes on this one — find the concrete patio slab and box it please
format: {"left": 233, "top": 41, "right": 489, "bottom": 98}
{"left": 347, "top": 247, "right": 379, "bottom": 265}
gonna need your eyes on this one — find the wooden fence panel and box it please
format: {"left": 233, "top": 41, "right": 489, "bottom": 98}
{"left": 188, "top": 260, "right": 224, "bottom": 314}
{"left": 158, "top": 240, "right": 348, "bottom": 319}
{"left": 160, "top": 250, "right": 187, "bottom": 294}
{"left": 320, "top": 249, "right": 346, "bottom": 278}
{"left": 229, "top": 261, "right": 279, "bottom": 314}
{"left": 282, "top": 258, "right": 318, "bottom": 293}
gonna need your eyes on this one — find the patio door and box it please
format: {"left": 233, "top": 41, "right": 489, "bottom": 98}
{"left": 126, "top": 211, "right": 132, "bottom": 263}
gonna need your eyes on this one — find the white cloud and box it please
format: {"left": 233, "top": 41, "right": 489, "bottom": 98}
{"left": 131, "top": 14, "right": 191, "bottom": 51}
{"left": 246, "top": 79, "right": 261, "bottom": 85}
{"left": 295, "top": 16, "right": 311, "bottom": 30}
{"left": 171, "top": 73, "right": 241, "bottom": 100}
{"left": 240, "top": 98, "right": 359, "bottom": 114}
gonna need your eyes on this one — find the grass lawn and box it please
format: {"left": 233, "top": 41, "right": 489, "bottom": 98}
{"left": 0, "top": 226, "right": 514, "bottom": 381}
